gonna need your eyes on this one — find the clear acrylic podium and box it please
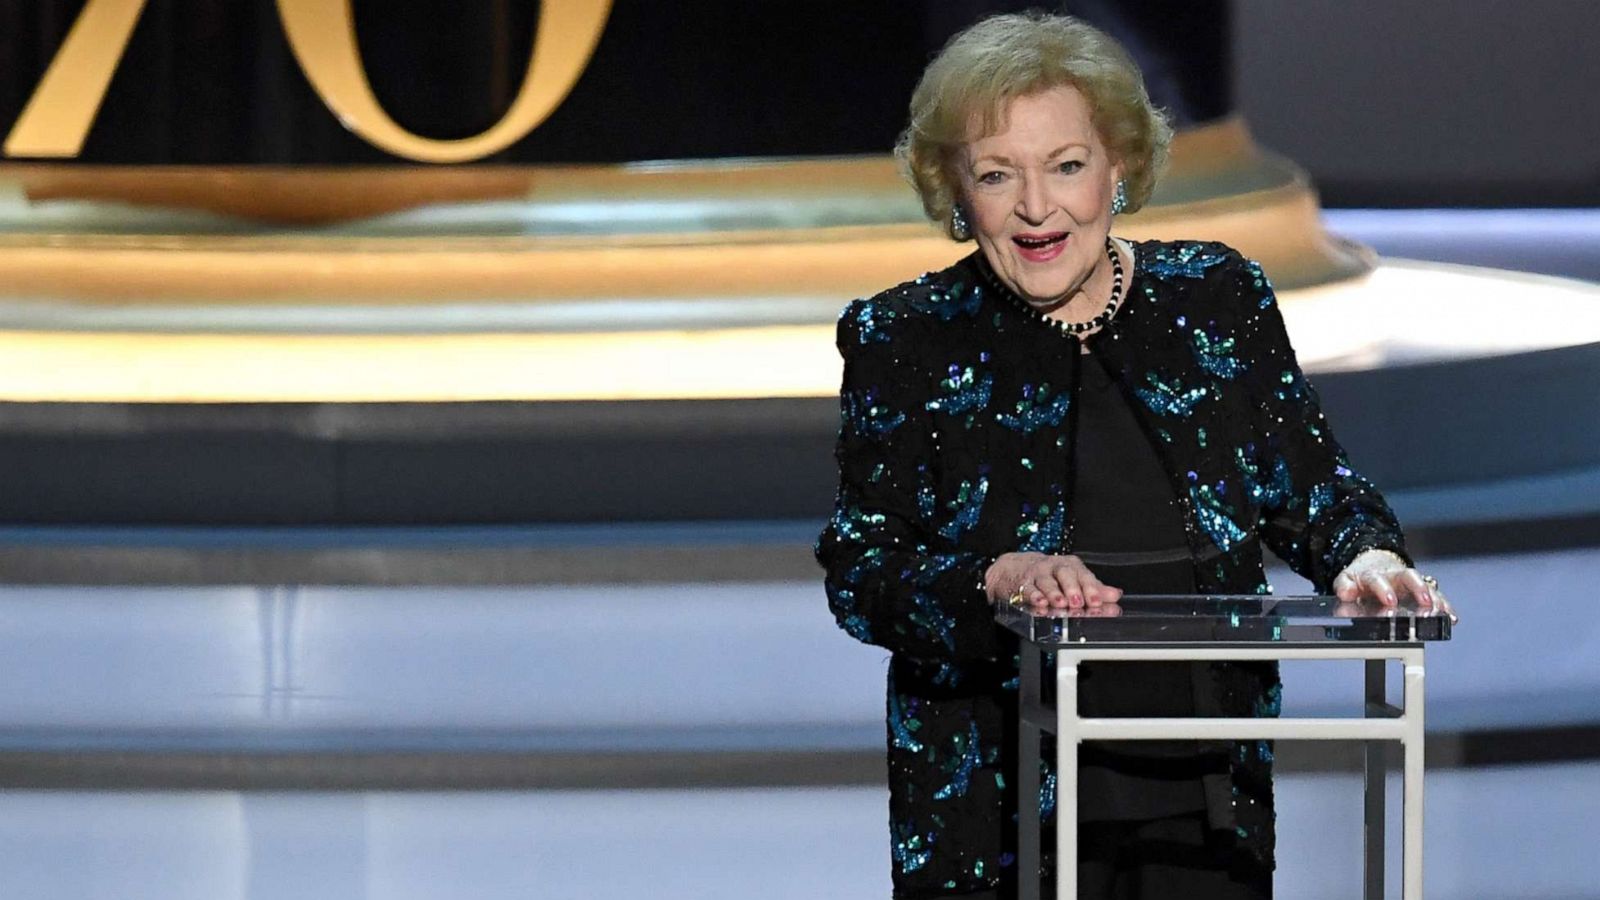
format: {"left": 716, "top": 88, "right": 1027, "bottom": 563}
{"left": 998, "top": 595, "right": 1452, "bottom": 900}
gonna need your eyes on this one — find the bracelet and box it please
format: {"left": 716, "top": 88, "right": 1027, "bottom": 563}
{"left": 1350, "top": 546, "right": 1409, "bottom": 570}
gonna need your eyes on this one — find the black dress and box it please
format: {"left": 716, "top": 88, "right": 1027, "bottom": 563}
{"left": 815, "top": 241, "right": 1410, "bottom": 899}
{"left": 1070, "top": 344, "right": 1208, "bottom": 822}
{"left": 1055, "top": 349, "right": 1270, "bottom": 899}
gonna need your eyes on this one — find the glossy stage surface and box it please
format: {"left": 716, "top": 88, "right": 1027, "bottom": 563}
{"left": 0, "top": 554, "right": 1569, "bottom": 765}
{"left": 1, "top": 768, "right": 1598, "bottom": 900}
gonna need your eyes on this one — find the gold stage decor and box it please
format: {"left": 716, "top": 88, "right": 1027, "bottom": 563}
{"left": 5, "top": 0, "right": 612, "bottom": 163}
{"left": 5, "top": 0, "right": 1482, "bottom": 403}
{"left": 6, "top": 127, "right": 1600, "bottom": 402}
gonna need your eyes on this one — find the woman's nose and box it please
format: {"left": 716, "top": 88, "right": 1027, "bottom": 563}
{"left": 1016, "top": 174, "right": 1050, "bottom": 225}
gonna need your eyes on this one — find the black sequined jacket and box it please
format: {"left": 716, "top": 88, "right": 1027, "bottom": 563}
{"left": 815, "top": 239, "right": 1409, "bottom": 898}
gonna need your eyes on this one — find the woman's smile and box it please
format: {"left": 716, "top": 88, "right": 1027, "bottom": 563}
{"left": 1012, "top": 230, "right": 1070, "bottom": 262}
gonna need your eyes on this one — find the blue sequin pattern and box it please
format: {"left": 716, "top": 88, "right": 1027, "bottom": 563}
{"left": 1016, "top": 493, "right": 1065, "bottom": 554}
{"left": 816, "top": 240, "right": 1407, "bottom": 896}
{"left": 938, "top": 477, "right": 988, "bottom": 541}
{"left": 842, "top": 387, "right": 904, "bottom": 437}
{"left": 1134, "top": 371, "right": 1209, "bottom": 418}
{"left": 997, "top": 383, "right": 1072, "bottom": 432}
{"left": 933, "top": 720, "right": 982, "bottom": 800}
{"left": 1238, "top": 449, "right": 1294, "bottom": 510}
{"left": 927, "top": 366, "right": 993, "bottom": 416}
{"left": 1191, "top": 328, "right": 1247, "bottom": 380}
{"left": 889, "top": 689, "right": 925, "bottom": 753}
{"left": 848, "top": 297, "right": 896, "bottom": 344}
{"left": 1144, "top": 242, "right": 1232, "bottom": 280}
{"left": 910, "top": 280, "right": 985, "bottom": 321}
{"left": 892, "top": 822, "right": 932, "bottom": 874}
{"left": 1190, "top": 482, "right": 1249, "bottom": 551}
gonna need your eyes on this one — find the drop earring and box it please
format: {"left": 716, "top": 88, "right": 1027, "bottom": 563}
{"left": 950, "top": 205, "right": 972, "bottom": 241}
{"left": 1110, "top": 179, "right": 1128, "bottom": 216}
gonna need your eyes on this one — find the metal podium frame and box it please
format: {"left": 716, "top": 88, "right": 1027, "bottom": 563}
{"left": 1014, "top": 638, "right": 1429, "bottom": 900}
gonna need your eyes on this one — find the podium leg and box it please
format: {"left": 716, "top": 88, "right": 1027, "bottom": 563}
{"left": 1056, "top": 656, "right": 1080, "bottom": 900}
{"left": 1018, "top": 647, "right": 1041, "bottom": 900}
{"left": 1364, "top": 659, "right": 1386, "bottom": 900}
{"left": 1403, "top": 656, "right": 1426, "bottom": 900}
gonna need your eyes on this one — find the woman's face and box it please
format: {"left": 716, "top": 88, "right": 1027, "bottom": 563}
{"left": 960, "top": 85, "right": 1122, "bottom": 310}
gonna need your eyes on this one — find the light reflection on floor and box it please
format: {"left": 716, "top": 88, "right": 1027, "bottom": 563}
{"left": 0, "top": 548, "right": 1593, "bottom": 746}
{"left": 0, "top": 764, "right": 1594, "bottom": 900}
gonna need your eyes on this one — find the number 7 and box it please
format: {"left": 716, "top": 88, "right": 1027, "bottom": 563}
{"left": 3, "top": 0, "right": 148, "bottom": 158}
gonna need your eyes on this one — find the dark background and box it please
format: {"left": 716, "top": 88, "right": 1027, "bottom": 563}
{"left": 0, "top": 1, "right": 1232, "bottom": 164}
{"left": 9, "top": 1, "right": 1590, "bottom": 206}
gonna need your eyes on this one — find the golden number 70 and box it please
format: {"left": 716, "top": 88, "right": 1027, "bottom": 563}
{"left": 3, "top": 0, "right": 612, "bottom": 164}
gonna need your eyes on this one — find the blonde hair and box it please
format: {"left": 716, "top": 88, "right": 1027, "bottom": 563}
{"left": 895, "top": 12, "right": 1173, "bottom": 239}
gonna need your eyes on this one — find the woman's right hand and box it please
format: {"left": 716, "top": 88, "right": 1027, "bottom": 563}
{"left": 984, "top": 552, "right": 1124, "bottom": 610}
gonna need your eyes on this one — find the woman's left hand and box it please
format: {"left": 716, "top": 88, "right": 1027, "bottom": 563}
{"left": 1332, "top": 549, "right": 1457, "bottom": 623}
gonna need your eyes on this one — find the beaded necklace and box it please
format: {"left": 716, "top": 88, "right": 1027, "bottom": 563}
{"left": 980, "top": 236, "right": 1126, "bottom": 336}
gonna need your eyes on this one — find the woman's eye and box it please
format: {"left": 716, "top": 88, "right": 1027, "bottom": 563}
{"left": 1057, "top": 160, "right": 1085, "bottom": 174}
{"left": 976, "top": 171, "right": 1005, "bottom": 185}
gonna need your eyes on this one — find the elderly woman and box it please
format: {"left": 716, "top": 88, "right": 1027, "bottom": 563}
{"left": 815, "top": 12, "right": 1450, "bottom": 900}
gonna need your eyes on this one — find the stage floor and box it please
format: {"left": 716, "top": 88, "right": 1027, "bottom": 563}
{"left": 1, "top": 766, "right": 1596, "bottom": 900}
{"left": 0, "top": 548, "right": 1596, "bottom": 897}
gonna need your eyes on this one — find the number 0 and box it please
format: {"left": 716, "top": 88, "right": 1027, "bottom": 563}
{"left": 275, "top": 0, "right": 612, "bottom": 163}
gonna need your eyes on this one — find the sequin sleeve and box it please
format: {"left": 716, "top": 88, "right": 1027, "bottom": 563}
{"left": 1229, "top": 254, "right": 1412, "bottom": 590}
{"left": 814, "top": 296, "right": 1003, "bottom": 664}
